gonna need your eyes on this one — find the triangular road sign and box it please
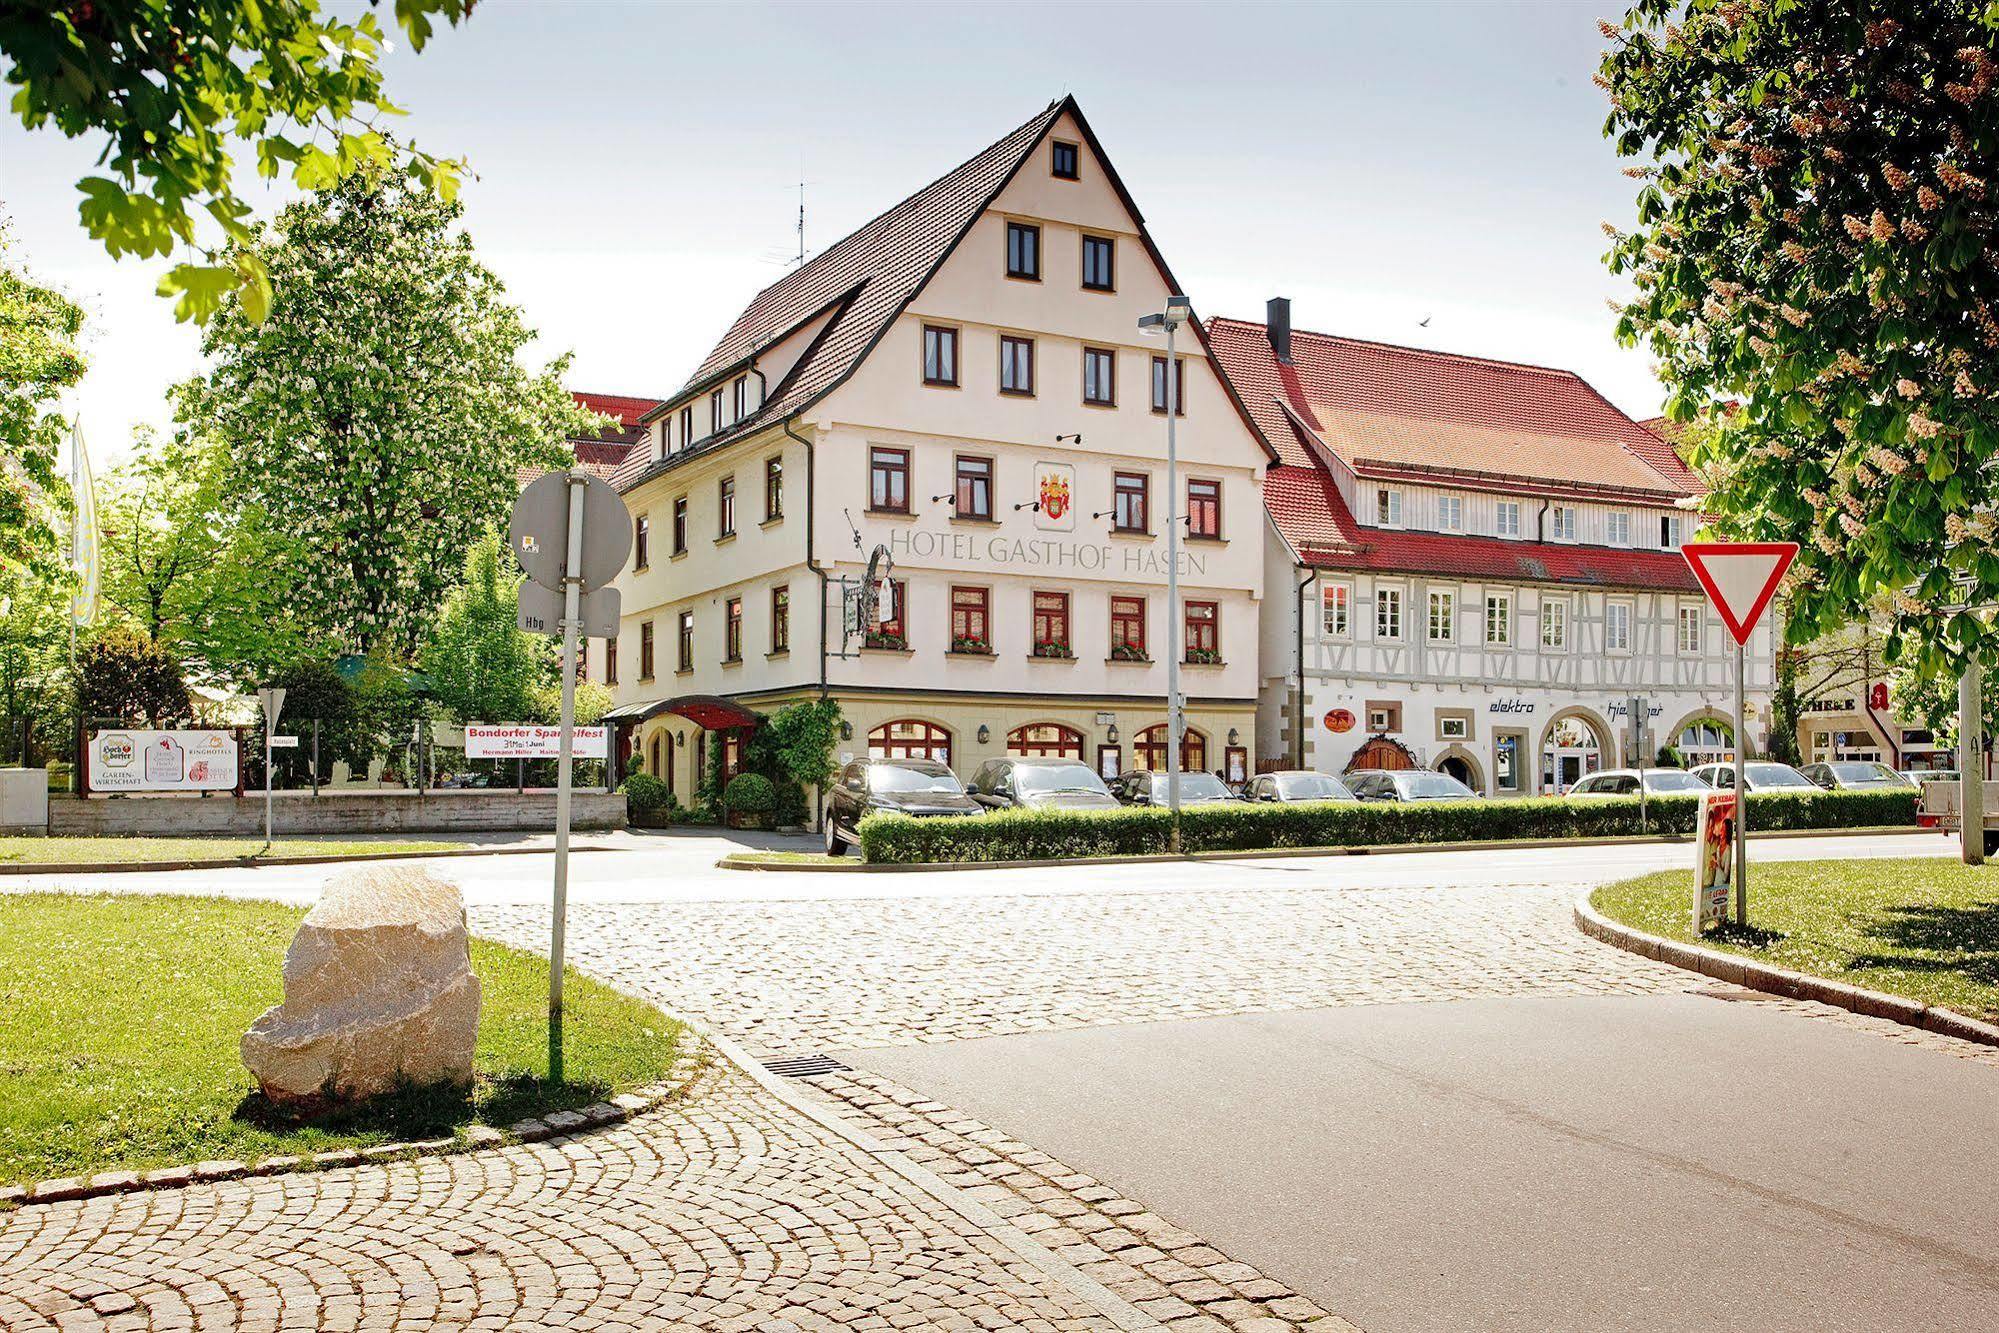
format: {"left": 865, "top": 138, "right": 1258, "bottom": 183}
{"left": 1682, "top": 542, "right": 1798, "bottom": 646}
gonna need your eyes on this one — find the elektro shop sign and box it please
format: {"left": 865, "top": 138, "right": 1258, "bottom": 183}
{"left": 883, "top": 527, "right": 1208, "bottom": 579}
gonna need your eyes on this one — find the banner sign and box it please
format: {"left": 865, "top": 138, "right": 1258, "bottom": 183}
{"left": 1695, "top": 790, "right": 1738, "bottom": 931}
{"left": 89, "top": 729, "right": 239, "bottom": 792}
{"left": 464, "top": 723, "right": 607, "bottom": 761}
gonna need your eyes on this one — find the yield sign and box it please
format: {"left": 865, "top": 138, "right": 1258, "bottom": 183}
{"left": 1682, "top": 542, "right": 1798, "bottom": 646}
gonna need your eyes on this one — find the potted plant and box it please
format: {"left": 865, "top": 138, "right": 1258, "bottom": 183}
{"left": 1183, "top": 647, "right": 1223, "bottom": 665}
{"left": 723, "top": 772, "right": 777, "bottom": 830}
{"left": 1110, "top": 641, "right": 1149, "bottom": 662}
{"left": 620, "top": 772, "right": 676, "bottom": 828}
{"left": 950, "top": 635, "right": 993, "bottom": 655}
{"left": 863, "top": 628, "right": 907, "bottom": 651}
{"left": 1031, "top": 638, "right": 1072, "bottom": 660}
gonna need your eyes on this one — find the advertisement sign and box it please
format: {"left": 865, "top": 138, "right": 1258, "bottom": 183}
{"left": 1323, "top": 707, "right": 1356, "bottom": 734}
{"left": 1032, "top": 462, "right": 1075, "bottom": 532}
{"left": 1695, "top": 790, "right": 1738, "bottom": 932}
{"left": 89, "top": 730, "right": 239, "bottom": 792}
{"left": 464, "top": 723, "right": 608, "bottom": 761}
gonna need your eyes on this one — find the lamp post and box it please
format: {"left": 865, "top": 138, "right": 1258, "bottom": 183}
{"left": 1140, "top": 295, "right": 1194, "bottom": 853}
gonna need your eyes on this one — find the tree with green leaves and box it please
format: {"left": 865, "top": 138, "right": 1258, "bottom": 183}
{"left": 77, "top": 624, "right": 190, "bottom": 725}
{"left": 0, "top": 221, "right": 83, "bottom": 586}
{"left": 1, "top": 0, "right": 472, "bottom": 322}
{"left": 174, "top": 171, "right": 597, "bottom": 661}
{"left": 1601, "top": 2, "right": 1999, "bottom": 683}
{"left": 420, "top": 530, "right": 549, "bottom": 727}
{"left": 96, "top": 426, "right": 324, "bottom": 682}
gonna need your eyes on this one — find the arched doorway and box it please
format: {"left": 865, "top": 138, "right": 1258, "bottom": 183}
{"left": 870, "top": 718, "right": 952, "bottom": 765}
{"left": 1436, "top": 746, "right": 1482, "bottom": 792}
{"left": 1540, "top": 711, "right": 1607, "bottom": 794}
{"left": 1008, "top": 723, "right": 1084, "bottom": 759}
{"left": 1134, "top": 724, "right": 1207, "bottom": 772}
{"left": 1672, "top": 714, "right": 1735, "bottom": 767}
{"left": 1345, "top": 735, "right": 1419, "bottom": 773}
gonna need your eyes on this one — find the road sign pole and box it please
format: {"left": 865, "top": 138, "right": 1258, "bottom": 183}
{"left": 1734, "top": 640, "right": 1748, "bottom": 925}
{"left": 549, "top": 472, "right": 587, "bottom": 1085}
{"left": 1960, "top": 659, "right": 1984, "bottom": 866}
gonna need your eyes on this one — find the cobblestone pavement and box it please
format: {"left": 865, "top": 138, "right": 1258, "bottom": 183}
{"left": 469, "top": 880, "right": 1692, "bottom": 1059}
{"left": 0, "top": 1063, "right": 1137, "bottom": 1333}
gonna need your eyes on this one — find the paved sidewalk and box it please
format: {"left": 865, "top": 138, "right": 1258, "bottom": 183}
{"left": 0, "top": 1063, "right": 1131, "bottom": 1332}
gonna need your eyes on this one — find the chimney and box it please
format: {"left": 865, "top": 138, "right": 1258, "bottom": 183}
{"left": 1266, "top": 297, "right": 1292, "bottom": 364}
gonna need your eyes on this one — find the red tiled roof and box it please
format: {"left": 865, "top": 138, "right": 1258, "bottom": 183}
{"left": 574, "top": 391, "right": 664, "bottom": 430}
{"left": 519, "top": 391, "right": 666, "bottom": 488}
{"left": 1208, "top": 317, "right": 1698, "bottom": 498}
{"left": 1228, "top": 318, "right": 1699, "bottom": 592}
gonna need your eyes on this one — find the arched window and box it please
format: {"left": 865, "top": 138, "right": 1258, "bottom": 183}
{"left": 870, "top": 719, "right": 952, "bottom": 765}
{"left": 1676, "top": 718, "right": 1734, "bottom": 766}
{"left": 660, "top": 734, "right": 674, "bottom": 796}
{"left": 1008, "top": 723, "right": 1084, "bottom": 759}
{"left": 1133, "top": 724, "right": 1207, "bottom": 773}
{"left": 648, "top": 734, "right": 662, "bottom": 780}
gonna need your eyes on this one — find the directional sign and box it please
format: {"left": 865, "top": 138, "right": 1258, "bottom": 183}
{"left": 269, "top": 735, "right": 300, "bottom": 749}
{"left": 518, "top": 580, "right": 621, "bottom": 638}
{"left": 1681, "top": 542, "right": 1799, "bottom": 646}
{"left": 509, "top": 470, "right": 632, "bottom": 593}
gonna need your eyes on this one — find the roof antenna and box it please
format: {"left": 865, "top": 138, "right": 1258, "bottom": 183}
{"left": 796, "top": 178, "right": 807, "bottom": 269}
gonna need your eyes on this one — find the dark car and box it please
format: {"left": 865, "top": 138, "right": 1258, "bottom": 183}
{"left": 824, "top": 757, "right": 981, "bottom": 855}
{"left": 1244, "top": 770, "right": 1356, "bottom": 803}
{"left": 966, "top": 757, "right": 1119, "bottom": 811}
{"left": 1108, "top": 770, "right": 1242, "bottom": 807}
{"left": 1344, "top": 769, "right": 1479, "bottom": 802}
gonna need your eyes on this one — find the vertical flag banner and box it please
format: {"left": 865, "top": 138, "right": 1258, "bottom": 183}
{"left": 70, "top": 422, "right": 99, "bottom": 628}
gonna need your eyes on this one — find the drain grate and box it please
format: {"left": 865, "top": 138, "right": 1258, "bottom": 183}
{"left": 762, "top": 1054, "right": 852, "bottom": 1079}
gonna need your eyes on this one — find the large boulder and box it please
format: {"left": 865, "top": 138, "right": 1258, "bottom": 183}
{"left": 242, "top": 864, "right": 481, "bottom": 1108}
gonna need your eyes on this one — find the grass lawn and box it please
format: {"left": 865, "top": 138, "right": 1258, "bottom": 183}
{"left": 0, "top": 893, "right": 686, "bottom": 1187}
{"left": 1593, "top": 857, "right": 1999, "bottom": 1022}
{"left": 0, "top": 836, "right": 463, "bottom": 867}
{"left": 726, "top": 850, "right": 850, "bottom": 867}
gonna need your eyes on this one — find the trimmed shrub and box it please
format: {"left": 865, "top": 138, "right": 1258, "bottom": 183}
{"left": 619, "top": 772, "right": 674, "bottom": 815}
{"left": 722, "top": 772, "right": 776, "bottom": 814}
{"left": 855, "top": 789, "right": 1919, "bottom": 865}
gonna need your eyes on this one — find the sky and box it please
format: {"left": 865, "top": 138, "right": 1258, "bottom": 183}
{"left": 0, "top": 0, "right": 1659, "bottom": 464}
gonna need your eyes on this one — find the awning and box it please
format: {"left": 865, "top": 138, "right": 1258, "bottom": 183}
{"left": 599, "top": 694, "right": 761, "bottom": 730}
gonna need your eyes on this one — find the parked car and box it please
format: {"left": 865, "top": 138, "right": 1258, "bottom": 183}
{"left": 1109, "top": 770, "right": 1242, "bottom": 807}
{"left": 1243, "top": 770, "right": 1356, "bottom": 803}
{"left": 1685, "top": 761, "right": 1820, "bottom": 792}
{"left": 1344, "top": 769, "right": 1478, "bottom": 802}
{"left": 966, "top": 757, "right": 1119, "bottom": 811}
{"left": 1800, "top": 761, "right": 1917, "bottom": 791}
{"left": 824, "top": 757, "right": 982, "bottom": 855}
{"left": 1904, "top": 768, "right": 1959, "bottom": 787}
{"left": 1566, "top": 768, "right": 1712, "bottom": 797}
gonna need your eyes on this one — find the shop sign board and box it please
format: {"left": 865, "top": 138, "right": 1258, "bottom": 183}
{"left": 88, "top": 729, "right": 239, "bottom": 792}
{"left": 465, "top": 724, "right": 608, "bottom": 761}
{"left": 1695, "top": 790, "right": 1738, "bottom": 931}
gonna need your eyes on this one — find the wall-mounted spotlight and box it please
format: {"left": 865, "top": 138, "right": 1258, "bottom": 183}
{"left": 1055, "top": 433, "right": 1084, "bottom": 445}
{"left": 1013, "top": 500, "right": 1041, "bottom": 513}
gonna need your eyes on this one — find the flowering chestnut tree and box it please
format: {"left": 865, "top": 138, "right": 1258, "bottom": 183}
{"left": 0, "top": 223, "right": 83, "bottom": 585}
{"left": 1600, "top": 1, "right": 1999, "bottom": 679}
{"left": 175, "top": 172, "right": 599, "bottom": 661}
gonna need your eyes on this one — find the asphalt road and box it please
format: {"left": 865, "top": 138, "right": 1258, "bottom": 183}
{"left": 849, "top": 993, "right": 1999, "bottom": 1333}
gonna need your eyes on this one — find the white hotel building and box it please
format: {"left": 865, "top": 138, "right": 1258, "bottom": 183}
{"left": 582, "top": 100, "right": 1769, "bottom": 803}
{"left": 1213, "top": 303, "right": 1773, "bottom": 795}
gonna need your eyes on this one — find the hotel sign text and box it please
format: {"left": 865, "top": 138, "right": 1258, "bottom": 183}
{"left": 883, "top": 527, "right": 1207, "bottom": 579}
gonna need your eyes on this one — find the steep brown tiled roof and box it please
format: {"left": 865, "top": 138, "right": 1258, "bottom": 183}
{"left": 619, "top": 99, "right": 1067, "bottom": 481}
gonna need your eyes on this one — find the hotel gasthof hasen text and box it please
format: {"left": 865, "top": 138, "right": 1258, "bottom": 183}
{"left": 585, "top": 97, "right": 1772, "bottom": 805}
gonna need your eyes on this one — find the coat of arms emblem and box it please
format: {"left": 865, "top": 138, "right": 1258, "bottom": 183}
{"left": 1038, "top": 471, "right": 1070, "bottom": 521}
{"left": 1033, "top": 463, "right": 1076, "bottom": 531}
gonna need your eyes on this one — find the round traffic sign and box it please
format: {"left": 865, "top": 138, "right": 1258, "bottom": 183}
{"left": 509, "top": 470, "right": 633, "bottom": 593}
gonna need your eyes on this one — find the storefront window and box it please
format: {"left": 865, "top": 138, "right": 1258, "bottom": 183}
{"left": 869, "top": 719, "right": 952, "bottom": 765}
{"left": 1134, "top": 724, "right": 1207, "bottom": 773}
{"left": 1008, "top": 724, "right": 1084, "bottom": 759}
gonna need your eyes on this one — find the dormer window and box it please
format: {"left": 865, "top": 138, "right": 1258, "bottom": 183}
{"left": 1051, "top": 141, "right": 1079, "bottom": 180}
{"left": 1495, "top": 501, "right": 1520, "bottom": 537}
{"left": 1550, "top": 505, "right": 1576, "bottom": 540}
{"left": 1377, "top": 488, "right": 1403, "bottom": 526}
{"left": 1661, "top": 514, "right": 1685, "bottom": 548}
{"left": 678, "top": 405, "right": 693, "bottom": 447}
{"left": 1607, "top": 511, "right": 1631, "bottom": 545}
{"left": 1438, "top": 495, "right": 1463, "bottom": 531}
{"left": 710, "top": 389, "right": 724, "bottom": 434}
{"left": 732, "top": 375, "right": 748, "bottom": 419}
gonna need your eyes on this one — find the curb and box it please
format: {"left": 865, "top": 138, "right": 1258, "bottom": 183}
{"left": 0, "top": 842, "right": 616, "bottom": 878}
{"left": 684, "top": 1018, "right": 1164, "bottom": 1331}
{"left": 719, "top": 825, "right": 1924, "bottom": 874}
{"left": 1574, "top": 893, "right": 1999, "bottom": 1048}
{"left": 0, "top": 1034, "right": 709, "bottom": 1212}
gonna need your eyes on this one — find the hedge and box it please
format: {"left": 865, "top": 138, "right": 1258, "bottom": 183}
{"left": 854, "top": 789, "right": 1920, "bottom": 865}
{"left": 723, "top": 772, "right": 776, "bottom": 814}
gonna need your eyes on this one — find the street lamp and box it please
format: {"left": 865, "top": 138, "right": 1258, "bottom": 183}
{"left": 1139, "top": 294, "right": 1194, "bottom": 853}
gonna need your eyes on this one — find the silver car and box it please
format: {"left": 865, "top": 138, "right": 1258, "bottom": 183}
{"left": 1800, "top": 761, "right": 1916, "bottom": 791}
{"left": 1687, "top": 761, "right": 1820, "bottom": 792}
{"left": 1244, "top": 770, "right": 1356, "bottom": 803}
{"left": 1344, "top": 769, "right": 1478, "bottom": 802}
{"left": 1567, "top": 768, "right": 1711, "bottom": 797}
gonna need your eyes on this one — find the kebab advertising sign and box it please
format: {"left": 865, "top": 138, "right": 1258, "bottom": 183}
{"left": 464, "top": 723, "right": 608, "bottom": 761}
{"left": 88, "top": 730, "right": 240, "bottom": 792}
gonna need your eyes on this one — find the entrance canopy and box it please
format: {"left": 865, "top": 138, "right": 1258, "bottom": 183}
{"left": 601, "top": 694, "right": 760, "bottom": 730}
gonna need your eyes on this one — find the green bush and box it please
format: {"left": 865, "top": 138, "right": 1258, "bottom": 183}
{"left": 619, "top": 772, "right": 674, "bottom": 815}
{"left": 855, "top": 788, "right": 1920, "bottom": 865}
{"left": 722, "top": 772, "right": 775, "bottom": 814}
{"left": 773, "top": 780, "right": 808, "bottom": 827}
